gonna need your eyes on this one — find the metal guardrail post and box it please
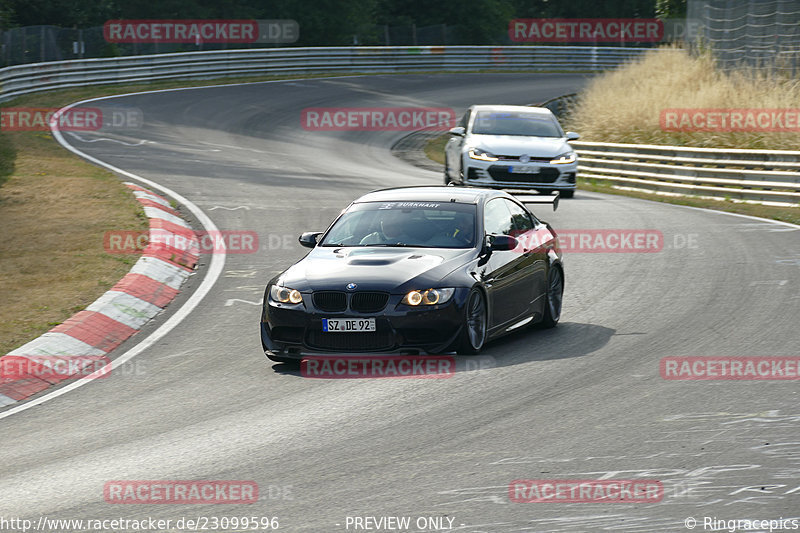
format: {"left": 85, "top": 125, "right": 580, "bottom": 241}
{"left": 3, "top": 45, "right": 795, "bottom": 206}
{"left": 572, "top": 141, "right": 800, "bottom": 206}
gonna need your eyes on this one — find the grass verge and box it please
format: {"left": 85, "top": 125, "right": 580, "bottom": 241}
{"left": 0, "top": 128, "right": 148, "bottom": 355}
{"left": 0, "top": 70, "right": 496, "bottom": 357}
{"left": 563, "top": 45, "right": 800, "bottom": 150}
{"left": 3, "top": 62, "right": 798, "bottom": 356}
{"left": 0, "top": 72, "right": 394, "bottom": 356}
{"left": 424, "top": 46, "right": 799, "bottom": 224}
{"left": 0, "top": 134, "right": 15, "bottom": 188}
{"left": 424, "top": 133, "right": 448, "bottom": 166}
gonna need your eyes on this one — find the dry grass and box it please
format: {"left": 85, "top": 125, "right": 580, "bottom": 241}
{"left": 0, "top": 134, "right": 15, "bottom": 187}
{"left": 564, "top": 45, "right": 800, "bottom": 150}
{"left": 424, "top": 133, "right": 448, "bottom": 165}
{"left": 0, "top": 129, "right": 148, "bottom": 355}
{"left": 0, "top": 72, "right": 395, "bottom": 357}
{"left": 4, "top": 63, "right": 798, "bottom": 355}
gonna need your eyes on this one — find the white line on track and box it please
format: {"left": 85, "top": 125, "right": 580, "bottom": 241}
{"left": 1, "top": 75, "right": 369, "bottom": 418}
{"left": 3, "top": 77, "right": 799, "bottom": 419}
{"left": 0, "top": 88, "right": 235, "bottom": 419}
{"left": 65, "top": 131, "right": 150, "bottom": 146}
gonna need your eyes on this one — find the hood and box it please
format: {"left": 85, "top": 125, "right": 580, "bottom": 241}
{"left": 277, "top": 246, "right": 473, "bottom": 292}
{"left": 469, "top": 134, "right": 570, "bottom": 158}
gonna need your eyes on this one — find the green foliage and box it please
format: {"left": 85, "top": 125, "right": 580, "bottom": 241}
{"left": 7, "top": 0, "right": 116, "bottom": 27}
{"left": 655, "top": 0, "right": 687, "bottom": 19}
{"left": 278, "top": 0, "right": 380, "bottom": 46}
{"left": 376, "top": 0, "right": 514, "bottom": 44}
{"left": 3, "top": 0, "right": 666, "bottom": 44}
{"left": 510, "top": 0, "right": 656, "bottom": 18}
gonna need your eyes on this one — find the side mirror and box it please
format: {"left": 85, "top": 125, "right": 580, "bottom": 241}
{"left": 448, "top": 126, "right": 465, "bottom": 136}
{"left": 486, "top": 234, "right": 518, "bottom": 252}
{"left": 566, "top": 131, "right": 580, "bottom": 141}
{"left": 299, "top": 232, "right": 322, "bottom": 248}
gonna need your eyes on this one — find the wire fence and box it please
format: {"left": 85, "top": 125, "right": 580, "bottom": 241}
{"left": 688, "top": 0, "right": 800, "bottom": 74}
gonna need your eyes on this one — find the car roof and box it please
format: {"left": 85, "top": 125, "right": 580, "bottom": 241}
{"left": 354, "top": 186, "right": 512, "bottom": 205}
{"left": 470, "top": 104, "right": 553, "bottom": 116}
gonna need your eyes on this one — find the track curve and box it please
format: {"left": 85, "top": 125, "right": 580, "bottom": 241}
{"left": 1, "top": 73, "right": 799, "bottom": 531}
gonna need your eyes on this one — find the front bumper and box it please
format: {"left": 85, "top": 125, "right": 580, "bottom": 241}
{"left": 260, "top": 289, "right": 470, "bottom": 359}
{"left": 463, "top": 157, "right": 577, "bottom": 191}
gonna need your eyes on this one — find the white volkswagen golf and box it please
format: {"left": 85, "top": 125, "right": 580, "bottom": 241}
{"left": 444, "top": 105, "right": 580, "bottom": 198}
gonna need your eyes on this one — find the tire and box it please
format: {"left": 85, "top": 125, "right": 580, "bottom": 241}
{"left": 560, "top": 190, "right": 575, "bottom": 199}
{"left": 540, "top": 266, "right": 563, "bottom": 328}
{"left": 456, "top": 158, "right": 465, "bottom": 185}
{"left": 444, "top": 156, "right": 452, "bottom": 185}
{"left": 456, "top": 288, "right": 488, "bottom": 355}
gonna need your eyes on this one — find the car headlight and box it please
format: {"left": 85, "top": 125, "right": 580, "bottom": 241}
{"left": 550, "top": 151, "right": 576, "bottom": 164}
{"left": 468, "top": 148, "right": 499, "bottom": 162}
{"left": 269, "top": 285, "right": 303, "bottom": 304}
{"left": 401, "top": 288, "right": 456, "bottom": 306}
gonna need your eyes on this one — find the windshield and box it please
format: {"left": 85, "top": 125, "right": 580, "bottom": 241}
{"left": 471, "top": 110, "right": 562, "bottom": 137}
{"left": 320, "top": 201, "right": 477, "bottom": 248}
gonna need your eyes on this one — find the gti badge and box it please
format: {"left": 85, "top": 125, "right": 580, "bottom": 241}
{"left": 519, "top": 154, "right": 530, "bottom": 163}
{"left": 346, "top": 283, "right": 357, "bottom": 291}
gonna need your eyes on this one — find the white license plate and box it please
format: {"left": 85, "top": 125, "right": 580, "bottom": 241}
{"left": 322, "top": 318, "right": 376, "bottom": 332}
{"left": 510, "top": 166, "right": 540, "bottom": 174}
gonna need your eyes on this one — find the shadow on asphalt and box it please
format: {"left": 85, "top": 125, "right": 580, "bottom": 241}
{"left": 269, "top": 321, "right": 614, "bottom": 378}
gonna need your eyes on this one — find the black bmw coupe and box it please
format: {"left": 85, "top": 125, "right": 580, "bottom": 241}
{"left": 260, "top": 186, "right": 563, "bottom": 362}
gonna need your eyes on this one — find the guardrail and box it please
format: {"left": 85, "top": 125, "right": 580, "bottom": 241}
{"left": 0, "top": 45, "right": 647, "bottom": 102}
{"left": 572, "top": 141, "right": 800, "bottom": 206}
{"left": 6, "top": 45, "right": 794, "bottom": 207}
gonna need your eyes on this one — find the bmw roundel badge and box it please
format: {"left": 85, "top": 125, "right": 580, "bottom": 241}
{"left": 346, "top": 283, "right": 357, "bottom": 290}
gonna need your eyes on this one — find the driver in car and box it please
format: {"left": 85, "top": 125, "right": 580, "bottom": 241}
{"left": 450, "top": 212, "right": 474, "bottom": 245}
{"left": 360, "top": 209, "right": 425, "bottom": 245}
{"left": 423, "top": 212, "right": 474, "bottom": 247}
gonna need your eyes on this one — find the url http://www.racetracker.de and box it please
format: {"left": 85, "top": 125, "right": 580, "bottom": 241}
{"left": 0, "top": 515, "right": 281, "bottom": 531}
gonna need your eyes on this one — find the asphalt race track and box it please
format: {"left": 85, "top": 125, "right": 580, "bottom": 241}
{"left": 1, "top": 73, "right": 799, "bottom": 532}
